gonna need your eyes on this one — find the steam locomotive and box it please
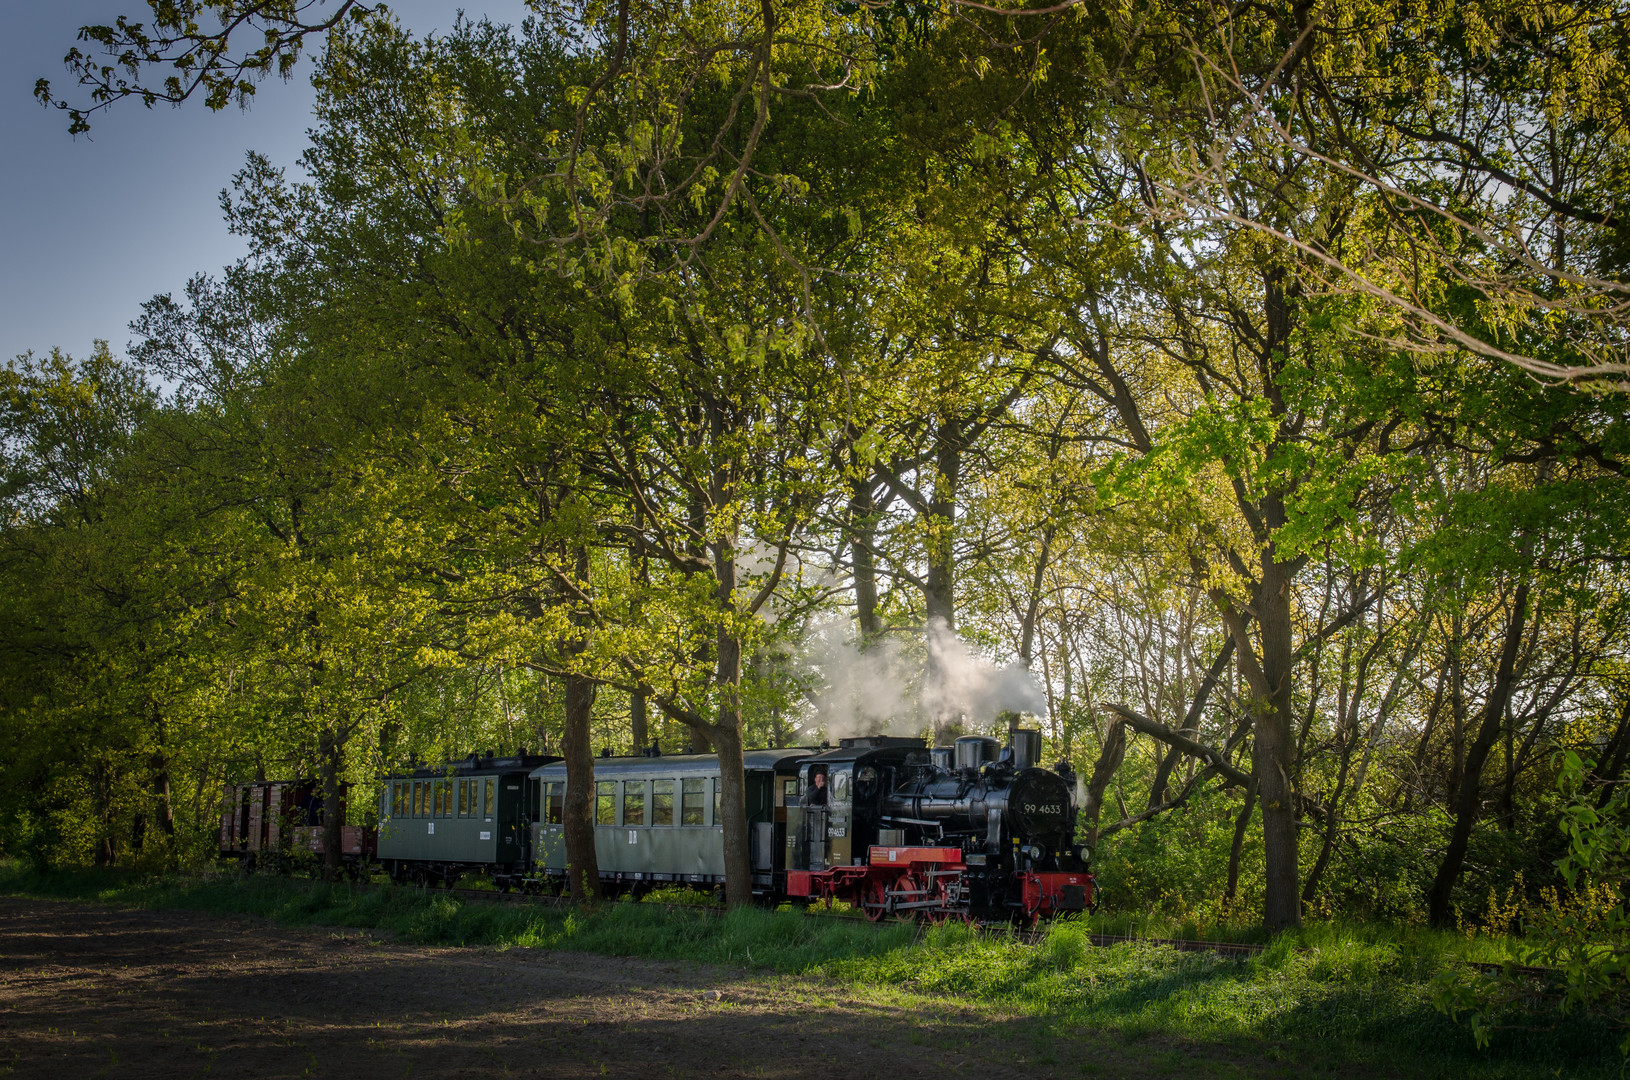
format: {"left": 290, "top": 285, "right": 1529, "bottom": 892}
{"left": 226, "top": 728, "right": 1095, "bottom": 924}
{"left": 782, "top": 730, "right": 1094, "bottom": 923}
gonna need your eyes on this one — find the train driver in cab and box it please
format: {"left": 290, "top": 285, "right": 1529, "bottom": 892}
{"left": 806, "top": 767, "right": 828, "bottom": 807}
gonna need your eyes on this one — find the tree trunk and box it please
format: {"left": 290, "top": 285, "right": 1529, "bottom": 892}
{"left": 1302, "top": 735, "right": 1355, "bottom": 904}
{"left": 1448, "top": 612, "right": 1467, "bottom": 804}
{"left": 1499, "top": 712, "right": 1517, "bottom": 828}
{"left": 560, "top": 543, "right": 600, "bottom": 903}
{"left": 561, "top": 667, "right": 600, "bottom": 902}
{"left": 1080, "top": 719, "right": 1127, "bottom": 847}
{"left": 924, "top": 415, "right": 961, "bottom": 632}
{"left": 1403, "top": 653, "right": 1451, "bottom": 813}
{"left": 1428, "top": 581, "right": 1531, "bottom": 927}
{"left": 1595, "top": 694, "right": 1630, "bottom": 809}
{"left": 630, "top": 501, "right": 650, "bottom": 752}
{"left": 147, "top": 701, "right": 178, "bottom": 864}
{"left": 849, "top": 476, "right": 883, "bottom": 643}
{"left": 712, "top": 719, "right": 753, "bottom": 907}
{"left": 1147, "top": 639, "right": 1234, "bottom": 809}
{"left": 318, "top": 724, "right": 345, "bottom": 882}
{"left": 1224, "top": 778, "right": 1258, "bottom": 904}
{"left": 630, "top": 687, "right": 648, "bottom": 753}
{"left": 1223, "top": 555, "right": 1302, "bottom": 931}
{"left": 712, "top": 529, "right": 755, "bottom": 907}
{"left": 1018, "top": 525, "right": 1054, "bottom": 668}
{"left": 924, "top": 417, "right": 961, "bottom": 741}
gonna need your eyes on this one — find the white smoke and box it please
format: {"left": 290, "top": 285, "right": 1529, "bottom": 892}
{"left": 922, "top": 617, "right": 1048, "bottom": 725}
{"left": 801, "top": 616, "right": 1046, "bottom": 740}
{"left": 736, "top": 537, "right": 836, "bottom": 626}
{"left": 802, "top": 620, "right": 917, "bottom": 739}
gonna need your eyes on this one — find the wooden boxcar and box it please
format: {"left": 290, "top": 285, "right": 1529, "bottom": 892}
{"left": 219, "top": 779, "right": 374, "bottom": 872}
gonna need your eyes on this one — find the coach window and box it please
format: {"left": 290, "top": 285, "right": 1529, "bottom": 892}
{"left": 457, "top": 779, "right": 468, "bottom": 817}
{"left": 652, "top": 780, "right": 674, "bottom": 826}
{"left": 711, "top": 778, "right": 721, "bottom": 826}
{"left": 545, "top": 782, "right": 563, "bottom": 825}
{"left": 681, "top": 778, "right": 705, "bottom": 826}
{"left": 624, "top": 781, "right": 645, "bottom": 826}
{"left": 486, "top": 778, "right": 496, "bottom": 818}
{"left": 596, "top": 781, "right": 617, "bottom": 826}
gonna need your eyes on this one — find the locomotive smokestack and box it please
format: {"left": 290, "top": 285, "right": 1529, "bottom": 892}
{"left": 1012, "top": 728, "right": 1041, "bottom": 771}
{"left": 996, "top": 710, "right": 1041, "bottom": 770}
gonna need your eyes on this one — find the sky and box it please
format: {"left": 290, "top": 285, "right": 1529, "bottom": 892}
{"left": 2, "top": 1, "right": 534, "bottom": 365}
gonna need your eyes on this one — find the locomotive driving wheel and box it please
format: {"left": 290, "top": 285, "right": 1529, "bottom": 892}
{"left": 894, "top": 872, "right": 933, "bottom": 923}
{"left": 861, "top": 877, "right": 891, "bottom": 922}
{"left": 915, "top": 874, "right": 950, "bottom": 924}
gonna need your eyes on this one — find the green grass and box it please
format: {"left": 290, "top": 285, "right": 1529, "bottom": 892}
{"left": 0, "top": 862, "right": 1615, "bottom": 1079}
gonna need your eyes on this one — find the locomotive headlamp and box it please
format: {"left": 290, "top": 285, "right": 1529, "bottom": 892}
{"left": 1027, "top": 844, "right": 1043, "bottom": 860}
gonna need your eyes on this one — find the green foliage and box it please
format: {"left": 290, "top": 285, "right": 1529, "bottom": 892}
{"left": 1435, "top": 751, "right": 1630, "bottom": 1054}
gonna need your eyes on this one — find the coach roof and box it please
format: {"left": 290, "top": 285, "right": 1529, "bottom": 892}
{"left": 530, "top": 748, "right": 816, "bottom": 782}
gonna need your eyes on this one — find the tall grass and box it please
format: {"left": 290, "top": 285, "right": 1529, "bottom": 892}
{"left": 0, "top": 863, "right": 1614, "bottom": 1078}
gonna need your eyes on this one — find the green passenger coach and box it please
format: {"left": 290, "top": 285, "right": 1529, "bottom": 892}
{"left": 529, "top": 748, "right": 814, "bottom": 896}
{"left": 377, "top": 752, "right": 557, "bottom": 887}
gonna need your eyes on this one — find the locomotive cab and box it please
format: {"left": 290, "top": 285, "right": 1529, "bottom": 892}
{"left": 785, "top": 737, "right": 927, "bottom": 874}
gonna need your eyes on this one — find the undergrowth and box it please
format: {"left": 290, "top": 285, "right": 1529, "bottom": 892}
{"left": 0, "top": 862, "right": 1615, "bottom": 1079}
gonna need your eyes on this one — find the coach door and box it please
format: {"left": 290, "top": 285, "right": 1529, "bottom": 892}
{"left": 500, "top": 775, "right": 527, "bottom": 863}
{"left": 521, "top": 776, "right": 539, "bottom": 867}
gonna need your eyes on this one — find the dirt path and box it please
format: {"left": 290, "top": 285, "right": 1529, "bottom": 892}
{"left": 0, "top": 897, "right": 1305, "bottom": 1079}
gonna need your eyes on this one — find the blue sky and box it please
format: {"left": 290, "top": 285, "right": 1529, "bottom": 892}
{"left": 3, "top": 1, "right": 533, "bottom": 365}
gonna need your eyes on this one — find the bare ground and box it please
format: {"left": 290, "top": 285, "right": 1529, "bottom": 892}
{"left": 0, "top": 897, "right": 1340, "bottom": 1079}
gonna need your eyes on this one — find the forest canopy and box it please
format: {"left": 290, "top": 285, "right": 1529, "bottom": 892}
{"left": 10, "top": 0, "right": 1630, "bottom": 946}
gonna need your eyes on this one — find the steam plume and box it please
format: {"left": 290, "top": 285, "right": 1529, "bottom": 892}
{"left": 802, "top": 617, "right": 1046, "bottom": 741}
